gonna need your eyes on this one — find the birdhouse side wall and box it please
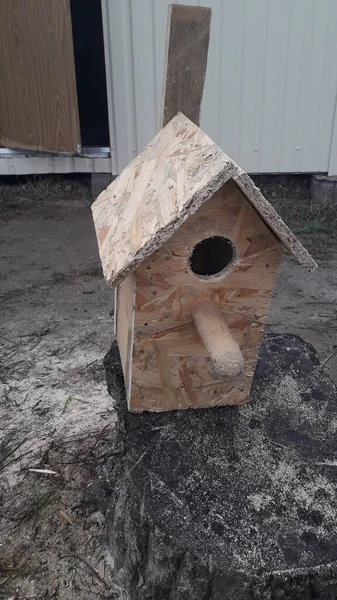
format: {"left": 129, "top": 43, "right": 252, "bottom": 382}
{"left": 128, "top": 179, "right": 283, "bottom": 412}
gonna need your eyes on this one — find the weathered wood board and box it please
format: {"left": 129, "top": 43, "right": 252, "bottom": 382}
{"left": 161, "top": 4, "right": 211, "bottom": 127}
{"left": 129, "top": 180, "right": 283, "bottom": 412}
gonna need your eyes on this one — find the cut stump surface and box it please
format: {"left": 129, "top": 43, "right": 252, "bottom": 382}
{"left": 104, "top": 333, "right": 337, "bottom": 599}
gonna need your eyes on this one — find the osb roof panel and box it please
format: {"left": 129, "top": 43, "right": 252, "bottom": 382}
{"left": 92, "top": 113, "right": 317, "bottom": 287}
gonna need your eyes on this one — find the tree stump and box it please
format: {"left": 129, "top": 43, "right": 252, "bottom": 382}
{"left": 104, "top": 333, "right": 337, "bottom": 599}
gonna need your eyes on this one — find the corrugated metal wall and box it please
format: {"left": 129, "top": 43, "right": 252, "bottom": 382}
{"left": 103, "top": 0, "right": 337, "bottom": 175}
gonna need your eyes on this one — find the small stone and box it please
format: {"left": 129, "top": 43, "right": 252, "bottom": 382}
{"left": 88, "top": 511, "right": 106, "bottom": 527}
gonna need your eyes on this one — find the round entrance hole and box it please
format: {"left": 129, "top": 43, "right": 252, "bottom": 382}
{"left": 189, "top": 236, "right": 236, "bottom": 279}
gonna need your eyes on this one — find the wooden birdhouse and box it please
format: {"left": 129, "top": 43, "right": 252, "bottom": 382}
{"left": 92, "top": 112, "right": 317, "bottom": 413}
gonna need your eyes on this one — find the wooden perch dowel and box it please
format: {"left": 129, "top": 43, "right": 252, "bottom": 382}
{"left": 192, "top": 300, "right": 244, "bottom": 378}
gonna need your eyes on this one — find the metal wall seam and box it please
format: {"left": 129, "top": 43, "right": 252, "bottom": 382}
{"left": 102, "top": 0, "right": 138, "bottom": 174}
{"left": 101, "top": 0, "right": 117, "bottom": 175}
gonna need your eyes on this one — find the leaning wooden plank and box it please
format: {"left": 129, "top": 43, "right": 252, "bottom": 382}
{"left": 161, "top": 4, "right": 211, "bottom": 127}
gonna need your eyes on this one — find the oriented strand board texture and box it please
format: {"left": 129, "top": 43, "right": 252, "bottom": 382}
{"left": 234, "top": 171, "right": 317, "bottom": 271}
{"left": 92, "top": 114, "right": 316, "bottom": 287}
{"left": 0, "top": 0, "right": 80, "bottom": 153}
{"left": 129, "top": 180, "right": 283, "bottom": 412}
{"left": 92, "top": 113, "right": 237, "bottom": 286}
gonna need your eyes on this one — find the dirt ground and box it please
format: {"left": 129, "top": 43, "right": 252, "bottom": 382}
{"left": 0, "top": 178, "right": 119, "bottom": 599}
{"left": 1, "top": 175, "right": 337, "bottom": 599}
{"left": 253, "top": 174, "right": 337, "bottom": 385}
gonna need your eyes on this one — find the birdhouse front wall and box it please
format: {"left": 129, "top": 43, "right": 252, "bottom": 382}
{"left": 124, "top": 179, "right": 283, "bottom": 412}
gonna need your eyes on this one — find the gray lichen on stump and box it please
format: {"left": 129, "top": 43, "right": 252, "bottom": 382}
{"left": 103, "top": 333, "right": 337, "bottom": 599}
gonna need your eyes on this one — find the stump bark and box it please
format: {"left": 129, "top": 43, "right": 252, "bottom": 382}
{"left": 103, "top": 333, "right": 337, "bottom": 599}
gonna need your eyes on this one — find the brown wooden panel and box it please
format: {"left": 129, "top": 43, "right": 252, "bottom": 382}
{"left": 129, "top": 180, "right": 283, "bottom": 412}
{"left": 0, "top": 0, "right": 80, "bottom": 152}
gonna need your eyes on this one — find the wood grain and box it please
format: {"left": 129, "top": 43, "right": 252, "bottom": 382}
{"left": 129, "top": 180, "right": 283, "bottom": 412}
{"left": 192, "top": 299, "right": 244, "bottom": 378}
{"left": 161, "top": 4, "right": 211, "bottom": 127}
{"left": 116, "top": 273, "right": 136, "bottom": 403}
{"left": 0, "top": 0, "right": 80, "bottom": 153}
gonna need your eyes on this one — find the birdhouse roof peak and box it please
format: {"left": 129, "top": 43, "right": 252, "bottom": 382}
{"left": 92, "top": 112, "right": 317, "bottom": 286}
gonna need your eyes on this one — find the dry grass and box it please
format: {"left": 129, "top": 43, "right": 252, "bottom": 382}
{"left": 0, "top": 426, "right": 120, "bottom": 599}
{"left": 0, "top": 173, "right": 120, "bottom": 599}
{"left": 253, "top": 175, "right": 337, "bottom": 260}
{"left": 0, "top": 175, "right": 91, "bottom": 219}
{"left": 2, "top": 174, "right": 337, "bottom": 260}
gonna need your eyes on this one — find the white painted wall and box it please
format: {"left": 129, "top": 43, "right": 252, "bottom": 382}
{"left": 103, "top": 0, "right": 337, "bottom": 175}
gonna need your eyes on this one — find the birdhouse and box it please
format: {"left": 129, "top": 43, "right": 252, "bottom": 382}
{"left": 92, "top": 113, "right": 317, "bottom": 412}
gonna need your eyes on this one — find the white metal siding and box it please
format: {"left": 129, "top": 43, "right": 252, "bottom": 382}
{"left": 0, "top": 156, "right": 111, "bottom": 176}
{"left": 104, "top": 0, "right": 337, "bottom": 175}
